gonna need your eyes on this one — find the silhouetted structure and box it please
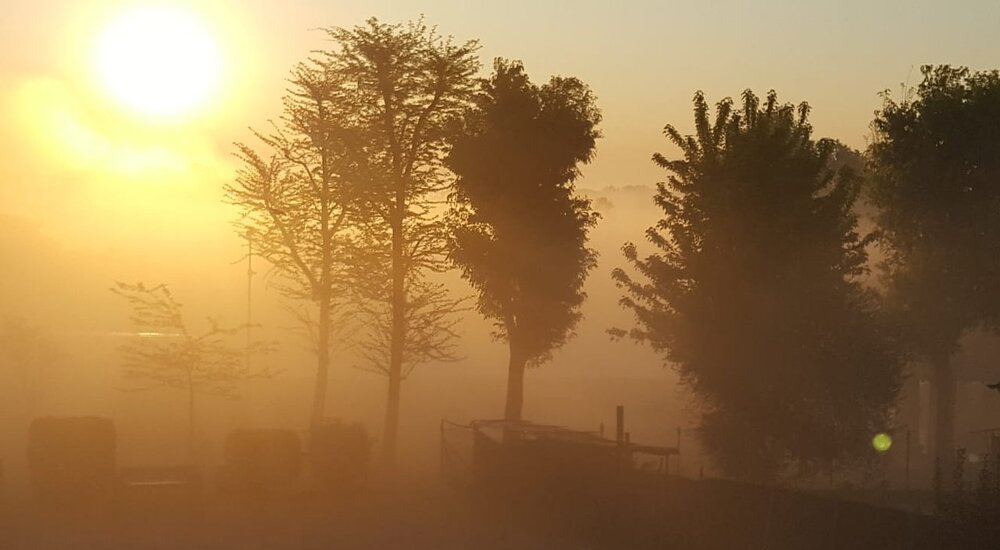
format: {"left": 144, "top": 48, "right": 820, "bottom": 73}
{"left": 442, "top": 413, "right": 676, "bottom": 497}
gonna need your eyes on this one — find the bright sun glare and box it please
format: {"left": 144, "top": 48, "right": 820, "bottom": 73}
{"left": 95, "top": 6, "right": 222, "bottom": 119}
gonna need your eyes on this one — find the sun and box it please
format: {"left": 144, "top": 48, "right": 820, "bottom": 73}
{"left": 95, "top": 6, "right": 222, "bottom": 119}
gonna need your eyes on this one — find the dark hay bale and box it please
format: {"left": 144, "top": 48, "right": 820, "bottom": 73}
{"left": 310, "top": 421, "right": 370, "bottom": 490}
{"left": 26, "top": 416, "right": 116, "bottom": 505}
{"left": 223, "top": 429, "right": 302, "bottom": 493}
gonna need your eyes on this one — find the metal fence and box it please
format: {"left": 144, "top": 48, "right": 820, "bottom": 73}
{"left": 440, "top": 420, "right": 474, "bottom": 488}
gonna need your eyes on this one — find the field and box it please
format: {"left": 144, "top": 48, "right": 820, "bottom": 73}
{"left": 1, "top": 478, "right": 577, "bottom": 550}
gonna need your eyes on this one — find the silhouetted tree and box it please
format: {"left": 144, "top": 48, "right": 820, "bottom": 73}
{"left": 351, "top": 241, "right": 464, "bottom": 382}
{"left": 448, "top": 59, "right": 601, "bottom": 422}
{"left": 111, "top": 282, "right": 271, "bottom": 452}
{"left": 868, "top": 65, "right": 1000, "bottom": 477}
{"left": 613, "top": 91, "right": 902, "bottom": 481}
{"left": 228, "top": 55, "right": 360, "bottom": 428}
{"left": 317, "top": 18, "right": 479, "bottom": 464}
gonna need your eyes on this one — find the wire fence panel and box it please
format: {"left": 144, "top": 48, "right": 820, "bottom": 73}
{"left": 440, "top": 420, "right": 474, "bottom": 489}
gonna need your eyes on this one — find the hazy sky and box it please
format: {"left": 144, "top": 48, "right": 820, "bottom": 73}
{"left": 1, "top": 0, "right": 999, "bottom": 450}
{"left": 1, "top": 0, "right": 999, "bottom": 336}
{"left": 2, "top": 0, "right": 999, "bottom": 244}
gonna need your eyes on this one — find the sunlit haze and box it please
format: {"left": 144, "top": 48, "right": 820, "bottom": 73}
{"left": 94, "top": 5, "right": 222, "bottom": 119}
{"left": 2, "top": 1, "right": 1000, "bottom": 547}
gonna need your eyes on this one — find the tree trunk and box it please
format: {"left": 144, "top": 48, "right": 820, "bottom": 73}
{"left": 311, "top": 297, "right": 331, "bottom": 428}
{"left": 313, "top": 125, "right": 333, "bottom": 430}
{"left": 931, "top": 351, "right": 956, "bottom": 483}
{"left": 382, "top": 199, "right": 406, "bottom": 467}
{"left": 504, "top": 344, "right": 527, "bottom": 422}
{"left": 382, "top": 364, "right": 402, "bottom": 467}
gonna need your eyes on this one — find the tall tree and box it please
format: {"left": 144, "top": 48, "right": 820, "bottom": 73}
{"left": 868, "top": 65, "right": 1000, "bottom": 475}
{"left": 448, "top": 59, "right": 601, "bottom": 422}
{"left": 350, "top": 235, "right": 465, "bottom": 383}
{"left": 228, "top": 56, "right": 360, "bottom": 428}
{"left": 111, "top": 282, "right": 271, "bottom": 453}
{"left": 613, "top": 91, "right": 902, "bottom": 481}
{"left": 318, "top": 18, "right": 479, "bottom": 464}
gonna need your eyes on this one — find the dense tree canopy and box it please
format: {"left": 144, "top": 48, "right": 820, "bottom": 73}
{"left": 614, "top": 90, "right": 902, "bottom": 481}
{"left": 868, "top": 65, "right": 1000, "bottom": 472}
{"left": 448, "top": 59, "right": 601, "bottom": 421}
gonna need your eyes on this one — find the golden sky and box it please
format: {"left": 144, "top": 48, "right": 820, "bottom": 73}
{"left": 1, "top": 0, "right": 999, "bottom": 283}
{"left": 0, "top": 0, "right": 998, "bottom": 424}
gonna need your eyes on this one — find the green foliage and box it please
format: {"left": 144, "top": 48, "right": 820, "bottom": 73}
{"left": 868, "top": 65, "right": 1000, "bottom": 358}
{"left": 448, "top": 59, "right": 601, "bottom": 366}
{"left": 613, "top": 90, "right": 902, "bottom": 481}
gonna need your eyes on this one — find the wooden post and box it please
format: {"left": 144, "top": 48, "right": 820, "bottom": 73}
{"left": 905, "top": 429, "right": 911, "bottom": 491}
{"left": 616, "top": 406, "right": 625, "bottom": 472}
{"left": 616, "top": 406, "right": 624, "bottom": 445}
{"left": 440, "top": 419, "right": 446, "bottom": 484}
{"left": 676, "top": 426, "right": 682, "bottom": 477}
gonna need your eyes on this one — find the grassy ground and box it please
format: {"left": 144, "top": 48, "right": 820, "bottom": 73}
{"left": 0, "top": 479, "right": 590, "bottom": 550}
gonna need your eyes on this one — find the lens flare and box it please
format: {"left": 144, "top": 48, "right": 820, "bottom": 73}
{"left": 872, "top": 433, "right": 892, "bottom": 453}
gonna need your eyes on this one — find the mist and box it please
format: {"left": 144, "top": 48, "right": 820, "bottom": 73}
{"left": 3, "top": 4, "right": 1000, "bottom": 550}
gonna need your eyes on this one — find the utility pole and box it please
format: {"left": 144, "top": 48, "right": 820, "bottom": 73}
{"left": 245, "top": 228, "right": 255, "bottom": 370}
{"left": 242, "top": 228, "right": 257, "bottom": 427}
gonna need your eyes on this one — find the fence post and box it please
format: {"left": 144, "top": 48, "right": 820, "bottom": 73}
{"left": 616, "top": 406, "right": 624, "bottom": 445}
{"left": 616, "top": 406, "right": 625, "bottom": 472}
{"left": 905, "top": 429, "right": 911, "bottom": 491}
{"left": 676, "top": 426, "right": 682, "bottom": 477}
{"left": 440, "top": 419, "right": 446, "bottom": 484}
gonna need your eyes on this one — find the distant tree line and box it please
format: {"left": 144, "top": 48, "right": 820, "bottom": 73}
{"left": 226, "top": 18, "right": 600, "bottom": 466}
{"left": 111, "top": 12, "right": 998, "bottom": 482}
{"left": 615, "top": 66, "right": 1000, "bottom": 483}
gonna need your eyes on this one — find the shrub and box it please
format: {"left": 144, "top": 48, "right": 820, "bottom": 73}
{"left": 27, "top": 416, "right": 116, "bottom": 505}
